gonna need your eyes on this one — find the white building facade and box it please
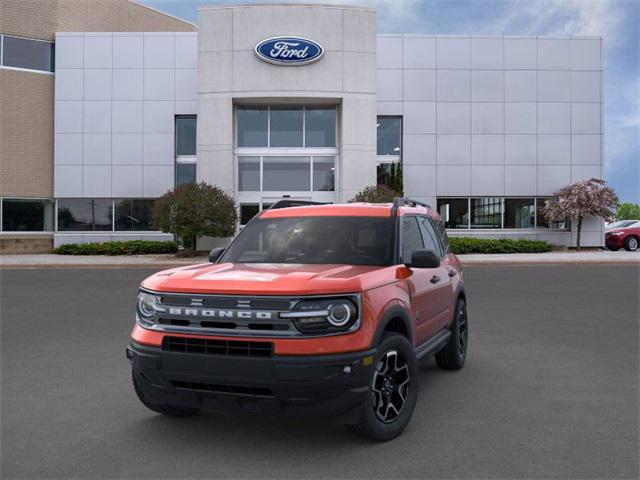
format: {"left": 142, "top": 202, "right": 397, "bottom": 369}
{"left": 51, "top": 3, "right": 604, "bottom": 248}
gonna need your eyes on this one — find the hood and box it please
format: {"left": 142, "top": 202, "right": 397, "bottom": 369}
{"left": 141, "top": 262, "right": 398, "bottom": 295}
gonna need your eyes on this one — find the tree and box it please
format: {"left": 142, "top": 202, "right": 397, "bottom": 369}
{"left": 542, "top": 178, "right": 619, "bottom": 250}
{"left": 616, "top": 202, "right": 640, "bottom": 220}
{"left": 350, "top": 184, "right": 401, "bottom": 203}
{"left": 152, "top": 182, "right": 237, "bottom": 255}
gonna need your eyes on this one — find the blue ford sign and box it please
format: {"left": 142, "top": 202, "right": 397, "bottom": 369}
{"left": 255, "top": 37, "right": 324, "bottom": 66}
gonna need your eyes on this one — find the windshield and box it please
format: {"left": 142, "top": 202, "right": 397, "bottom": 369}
{"left": 607, "top": 220, "right": 636, "bottom": 229}
{"left": 221, "top": 216, "right": 395, "bottom": 266}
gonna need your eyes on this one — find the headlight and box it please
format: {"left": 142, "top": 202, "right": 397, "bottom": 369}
{"left": 609, "top": 231, "right": 624, "bottom": 236}
{"left": 281, "top": 297, "right": 358, "bottom": 334}
{"left": 136, "top": 291, "right": 161, "bottom": 326}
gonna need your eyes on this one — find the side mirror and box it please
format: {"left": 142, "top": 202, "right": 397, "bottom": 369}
{"left": 208, "top": 247, "right": 225, "bottom": 263}
{"left": 408, "top": 249, "right": 440, "bottom": 269}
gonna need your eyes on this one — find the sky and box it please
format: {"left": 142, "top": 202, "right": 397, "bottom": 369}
{"left": 141, "top": 0, "right": 639, "bottom": 203}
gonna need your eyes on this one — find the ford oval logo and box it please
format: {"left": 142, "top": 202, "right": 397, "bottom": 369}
{"left": 255, "top": 37, "right": 324, "bottom": 66}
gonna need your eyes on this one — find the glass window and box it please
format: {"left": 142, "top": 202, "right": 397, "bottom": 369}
{"left": 377, "top": 161, "right": 403, "bottom": 191}
{"left": 471, "top": 197, "right": 502, "bottom": 229}
{"left": 240, "top": 204, "right": 260, "bottom": 225}
{"left": 2, "top": 35, "right": 54, "bottom": 72}
{"left": 2, "top": 199, "right": 53, "bottom": 231}
{"left": 176, "top": 163, "right": 196, "bottom": 186}
{"left": 114, "top": 199, "right": 155, "bottom": 231}
{"left": 270, "top": 107, "right": 303, "bottom": 147}
{"left": 238, "top": 156, "right": 260, "bottom": 191}
{"left": 221, "top": 216, "right": 394, "bottom": 266}
{"left": 175, "top": 116, "right": 196, "bottom": 156}
{"left": 377, "top": 117, "right": 401, "bottom": 156}
{"left": 313, "top": 157, "right": 335, "bottom": 191}
{"left": 418, "top": 216, "right": 443, "bottom": 258}
{"left": 434, "top": 219, "right": 451, "bottom": 254}
{"left": 402, "top": 216, "right": 424, "bottom": 264}
{"left": 237, "top": 107, "right": 268, "bottom": 147}
{"left": 536, "top": 198, "right": 569, "bottom": 229}
{"left": 437, "top": 198, "right": 469, "bottom": 229}
{"left": 57, "top": 199, "right": 112, "bottom": 231}
{"left": 263, "top": 156, "right": 310, "bottom": 191}
{"left": 504, "top": 198, "right": 535, "bottom": 229}
{"left": 305, "top": 108, "right": 336, "bottom": 147}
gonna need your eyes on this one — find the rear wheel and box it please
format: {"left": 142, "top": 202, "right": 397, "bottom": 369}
{"left": 132, "top": 370, "right": 200, "bottom": 417}
{"left": 347, "top": 333, "right": 419, "bottom": 441}
{"left": 435, "top": 299, "right": 468, "bottom": 370}
{"left": 624, "top": 236, "right": 638, "bottom": 252}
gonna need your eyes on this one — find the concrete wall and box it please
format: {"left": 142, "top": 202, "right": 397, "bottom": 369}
{"left": 377, "top": 35, "right": 604, "bottom": 246}
{"left": 197, "top": 4, "right": 378, "bottom": 203}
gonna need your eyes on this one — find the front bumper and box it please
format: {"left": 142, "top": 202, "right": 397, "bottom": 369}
{"left": 605, "top": 235, "right": 624, "bottom": 248}
{"left": 127, "top": 341, "right": 376, "bottom": 423}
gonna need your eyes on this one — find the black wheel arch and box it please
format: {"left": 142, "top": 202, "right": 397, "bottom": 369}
{"left": 372, "top": 305, "right": 414, "bottom": 347}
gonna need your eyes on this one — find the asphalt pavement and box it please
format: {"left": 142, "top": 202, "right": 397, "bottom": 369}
{"left": 1, "top": 266, "right": 638, "bottom": 479}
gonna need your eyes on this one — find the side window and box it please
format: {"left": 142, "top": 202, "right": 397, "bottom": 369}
{"left": 402, "top": 216, "right": 424, "bottom": 264}
{"left": 418, "top": 217, "right": 443, "bottom": 258}
{"left": 434, "top": 219, "right": 451, "bottom": 254}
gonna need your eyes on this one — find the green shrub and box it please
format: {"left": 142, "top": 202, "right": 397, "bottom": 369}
{"left": 54, "top": 240, "right": 178, "bottom": 256}
{"left": 449, "top": 237, "right": 553, "bottom": 254}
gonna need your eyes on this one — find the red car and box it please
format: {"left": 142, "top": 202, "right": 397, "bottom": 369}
{"left": 605, "top": 221, "right": 640, "bottom": 251}
{"left": 127, "top": 198, "right": 468, "bottom": 441}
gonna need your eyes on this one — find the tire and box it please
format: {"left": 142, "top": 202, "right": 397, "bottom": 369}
{"left": 132, "top": 370, "right": 200, "bottom": 418}
{"left": 435, "top": 299, "right": 468, "bottom": 371}
{"left": 347, "top": 333, "right": 419, "bottom": 442}
{"left": 624, "top": 236, "right": 639, "bottom": 252}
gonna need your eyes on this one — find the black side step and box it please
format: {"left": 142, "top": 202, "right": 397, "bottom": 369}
{"left": 415, "top": 329, "right": 451, "bottom": 361}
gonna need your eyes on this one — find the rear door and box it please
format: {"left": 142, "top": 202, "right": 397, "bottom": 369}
{"left": 417, "top": 216, "right": 453, "bottom": 332}
{"left": 401, "top": 216, "right": 449, "bottom": 345}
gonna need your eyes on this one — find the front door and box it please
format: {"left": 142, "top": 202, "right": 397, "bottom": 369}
{"left": 401, "top": 216, "right": 451, "bottom": 346}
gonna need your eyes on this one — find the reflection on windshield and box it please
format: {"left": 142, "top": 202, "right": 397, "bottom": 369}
{"left": 221, "top": 216, "right": 394, "bottom": 266}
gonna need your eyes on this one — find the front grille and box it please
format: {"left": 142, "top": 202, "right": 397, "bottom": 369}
{"left": 162, "top": 336, "right": 273, "bottom": 357}
{"left": 171, "top": 380, "right": 274, "bottom": 398}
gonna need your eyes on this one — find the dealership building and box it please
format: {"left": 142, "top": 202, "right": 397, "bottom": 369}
{"left": 0, "top": 1, "right": 604, "bottom": 252}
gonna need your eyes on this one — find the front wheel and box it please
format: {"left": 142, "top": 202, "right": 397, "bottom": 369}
{"left": 624, "top": 236, "right": 638, "bottom": 251}
{"left": 435, "top": 298, "right": 468, "bottom": 370}
{"left": 347, "top": 333, "right": 419, "bottom": 441}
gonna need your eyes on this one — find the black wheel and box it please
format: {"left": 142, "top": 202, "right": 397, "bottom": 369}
{"left": 624, "top": 236, "right": 638, "bottom": 251}
{"left": 347, "top": 333, "right": 419, "bottom": 441}
{"left": 435, "top": 299, "right": 468, "bottom": 370}
{"left": 132, "top": 370, "right": 200, "bottom": 417}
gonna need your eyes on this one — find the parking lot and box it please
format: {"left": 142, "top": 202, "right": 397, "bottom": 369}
{"left": 1, "top": 265, "right": 638, "bottom": 479}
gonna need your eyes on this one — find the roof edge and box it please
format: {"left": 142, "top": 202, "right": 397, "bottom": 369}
{"left": 129, "top": 0, "right": 198, "bottom": 30}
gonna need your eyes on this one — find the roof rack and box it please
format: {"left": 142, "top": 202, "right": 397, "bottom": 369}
{"left": 392, "top": 197, "right": 432, "bottom": 209}
{"left": 267, "top": 199, "right": 327, "bottom": 210}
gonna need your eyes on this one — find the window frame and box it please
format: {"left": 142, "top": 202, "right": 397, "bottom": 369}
{"left": 0, "top": 34, "right": 55, "bottom": 75}
{"left": 435, "top": 197, "right": 571, "bottom": 231}
{"left": 236, "top": 105, "right": 338, "bottom": 149}
{"left": 0, "top": 197, "right": 54, "bottom": 232}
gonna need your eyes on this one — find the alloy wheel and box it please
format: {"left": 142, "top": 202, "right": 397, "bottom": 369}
{"left": 371, "top": 350, "right": 411, "bottom": 423}
{"left": 629, "top": 237, "right": 638, "bottom": 251}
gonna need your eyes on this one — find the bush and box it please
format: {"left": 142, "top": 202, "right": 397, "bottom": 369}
{"left": 350, "top": 184, "right": 401, "bottom": 203}
{"left": 54, "top": 240, "right": 178, "bottom": 256}
{"left": 449, "top": 237, "right": 553, "bottom": 254}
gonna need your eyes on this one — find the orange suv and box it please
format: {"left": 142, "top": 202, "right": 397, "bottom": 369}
{"left": 127, "top": 199, "right": 468, "bottom": 441}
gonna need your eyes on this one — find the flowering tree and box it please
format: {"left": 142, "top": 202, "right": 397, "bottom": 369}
{"left": 350, "top": 184, "right": 401, "bottom": 203}
{"left": 543, "top": 178, "right": 619, "bottom": 250}
{"left": 152, "top": 182, "right": 237, "bottom": 256}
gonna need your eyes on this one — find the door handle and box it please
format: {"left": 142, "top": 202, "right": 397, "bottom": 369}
{"left": 448, "top": 269, "right": 457, "bottom": 277}
{"left": 430, "top": 275, "right": 441, "bottom": 284}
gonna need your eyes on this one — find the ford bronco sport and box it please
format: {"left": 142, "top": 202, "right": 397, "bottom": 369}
{"left": 127, "top": 198, "right": 468, "bottom": 441}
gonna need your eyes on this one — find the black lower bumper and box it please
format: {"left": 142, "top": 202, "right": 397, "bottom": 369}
{"left": 127, "top": 341, "right": 376, "bottom": 423}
